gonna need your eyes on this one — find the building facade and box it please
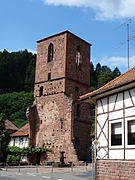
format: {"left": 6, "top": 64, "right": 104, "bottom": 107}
{"left": 27, "top": 31, "right": 92, "bottom": 164}
{"left": 80, "top": 66, "right": 135, "bottom": 179}
{"left": 9, "top": 123, "right": 29, "bottom": 162}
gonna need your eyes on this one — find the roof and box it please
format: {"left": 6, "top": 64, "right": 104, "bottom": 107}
{"left": 11, "top": 123, "right": 29, "bottom": 137}
{"left": 5, "top": 120, "right": 19, "bottom": 131}
{"left": 37, "top": 30, "right": 92, "bottom": 46}
{"left": 80, "top": 66, "right": 135, "bottom": 101}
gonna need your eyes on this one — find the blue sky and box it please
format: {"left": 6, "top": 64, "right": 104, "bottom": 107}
{"left": 1, "top": 0, "right": 135, "bottom": 73}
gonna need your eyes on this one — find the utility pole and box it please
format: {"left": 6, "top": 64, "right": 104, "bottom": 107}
{"left": 127, "top": 23, "right": 130, "bottom": 70}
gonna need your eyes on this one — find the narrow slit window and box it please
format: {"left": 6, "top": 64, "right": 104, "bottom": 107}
{"left": 128, "top": 120, "right": 135, "bottom": 145}
{"left": 48, "top": 73, "right": 51, "bottom": 81}
{"left": 48, "top": 43, "right": 54, "bottom": 62}
{"left": 111, "top": 122, "right": 122, "bottom": 146}
{"left": 60, "top": 118, "right": 64, "bottom": 130}
{"left": 39, "top": 86, "right": 43, "bottom": 96}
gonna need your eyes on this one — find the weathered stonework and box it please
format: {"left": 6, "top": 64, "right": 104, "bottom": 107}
{"left": 97, "top": 160, "right": 135, "bottom": 180}
{"left": 28, "top": 31, "right": 92, "bottom": 164}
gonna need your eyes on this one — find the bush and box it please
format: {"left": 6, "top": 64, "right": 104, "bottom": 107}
{"left": 6, "top": 155, "right": 20, "bottom": 164}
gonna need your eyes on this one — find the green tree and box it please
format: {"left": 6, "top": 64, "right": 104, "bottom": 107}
{"left": 95, "top": 63, "right": 102, "bottom": 77}
{"left": 0, "top": 92, "right": 34, "bottom": 128}
{"left": 0, "top": 49, "right": 36, "bottom": 93}
{"left": 112, "top": 67, "right": 121, "bottom": 79}
{"left": 90, "top": 62, "right": 98, "bottom": 91}
{"left": 98, "top": 66, "right": 113, "bottom": 87}
{"left": 0, "top": 113, "right": 10, "bottom": 162}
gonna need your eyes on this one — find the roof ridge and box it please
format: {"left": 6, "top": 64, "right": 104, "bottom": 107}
{"left": 80, "top": 66, "right": 135, "bottom": 100}
{"left": 93, "top": 66, "right": 135, "bottom": 92}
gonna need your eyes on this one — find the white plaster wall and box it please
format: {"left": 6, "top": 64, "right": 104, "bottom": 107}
{"left": 124, "top": 90, "right": 133, "bottom": 108}
{"left": 97, "top": 100, "right": 103, "bottom": 114}
{"left": 109, "top": 150, "right": 124, "bottom": 159}
{"left": 125, "top": 149, "right": 135, "bottom": 159}
{"left": 125, "top": 107, "right": 135, "bottom": 117}
{"left": 109, "top": 94, "right": 117, "bottom": 111}
{"left": 115, "top": 93, "right": 123, "bottom": 110}
{"left": 109, "top": 110, "right": 123, "bottom": 120}
{"left": 130, "top": 88, "right": 135, "bottom": 105}
{"left": 102, "top": 97, "right": 107, "bottom": 113}
{"left": 97, "top": 148, "right": 107, "bottom": 159}
{"left": 97, "top": 114, "right": 108, "bottom": 147}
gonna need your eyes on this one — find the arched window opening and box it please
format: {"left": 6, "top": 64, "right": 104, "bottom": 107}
{"left": 48, "top": 43, "right": 54, "bottom": 62}
{"left": 75, "top": 48, "right": 81, "bottom": 67}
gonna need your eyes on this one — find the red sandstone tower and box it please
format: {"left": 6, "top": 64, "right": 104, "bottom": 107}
{"left": 28, "top": 31, "right": 92, "bottom": 164}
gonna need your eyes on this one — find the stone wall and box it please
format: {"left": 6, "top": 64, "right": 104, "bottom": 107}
{"left": 34, "top": 93, "right": 78, "bottom": 164}
{"left": 66, "top": 32, "right": 90, "bottom": 86}
{"left": 96, "top": 159, "right": 135, "bottom": 180}
{"left": 35, "top": 33, "right": 66, "bottom": 84}
{"left": 28, "top": 31, "right": 92, "bottom": 165}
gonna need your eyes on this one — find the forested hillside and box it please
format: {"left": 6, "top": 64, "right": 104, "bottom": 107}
{"left": 0, "top": 49, "right": 36, "bottom": 93}
{"left": 0, "top": 49, "right": 121, "bottom": 128}
{"left": 0, "top": 49, "right": 36, "bottom": 127}
{"left": 0, "top": 92, "right": 34, "bottom": 128}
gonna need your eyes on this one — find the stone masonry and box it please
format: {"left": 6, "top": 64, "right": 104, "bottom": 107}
{"left": 96, "top": 160, "right": 135, "bottom": 180}
{"left": 27, "top": 31, "right": 92, "bottom": 164}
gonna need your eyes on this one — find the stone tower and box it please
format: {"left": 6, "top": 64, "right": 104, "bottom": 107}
{"left": 28, "top": 31, "right": 92, "bottom": 164}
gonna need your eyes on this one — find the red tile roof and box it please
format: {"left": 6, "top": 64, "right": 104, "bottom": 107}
{"left": 80, "top": 66, "right": 135, "bottom": 100}
{"left": 11, "top": 123, "right": 29, "bottom": 137}
{"left": 5, "top": 120, "right": 18, "bottom": 131}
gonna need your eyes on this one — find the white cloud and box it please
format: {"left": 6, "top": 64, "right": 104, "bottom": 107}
{"left": 27, "top": 49, "right": 37, "bottom": 54}
{"left": 100, "top": 55, "right": 135, "bottom": 71}
{"left": 43, "top": 0, "right": 135, "bottom": 20}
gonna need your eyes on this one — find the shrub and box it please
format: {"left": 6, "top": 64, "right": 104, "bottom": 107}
{"left": 6, "top": 154, "right": 20, "bottom": 164}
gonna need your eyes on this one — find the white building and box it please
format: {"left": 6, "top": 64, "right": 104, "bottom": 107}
{"left": 80, "top": 66, "right": 135, "bottom": 180}
{"left": 9, "top": 123, "right": 29, "bottom": 162}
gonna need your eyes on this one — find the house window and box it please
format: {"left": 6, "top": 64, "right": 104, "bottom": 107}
{"left": 48, "top": 43, "right": 54, "bottom": 62}
{"left": 39, "top": 86, "right": 43, "bottom": 96}
{"left": 111, "top": 122, "right": 122, "bottom": 146}
{"left": 20, "top": 137, "right": 23, "bottom": 143}
{"left": 48, "top": 73, "right": 51, "bottom": 81}
{"left": 75, "top": 48, "right": 81, "bottom": 67}
{"left": 128, "top": 120, "right": 135, "bottom": 145}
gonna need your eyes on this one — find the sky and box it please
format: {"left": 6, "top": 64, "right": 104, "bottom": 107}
{"left": 1, "top": 0, "right": 135, "bottom": 73}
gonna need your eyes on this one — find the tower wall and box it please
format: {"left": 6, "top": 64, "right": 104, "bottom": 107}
{"left": 29, "top": 31, "right": 92, "bottom": 164}
{"left": 34, "top": 93, "right": 78, "bottom": 164}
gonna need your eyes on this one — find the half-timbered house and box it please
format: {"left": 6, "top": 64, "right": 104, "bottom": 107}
{"left": 80, "top": 66, "right": 135, "bottom": 180}
{"left": 9, "top": 123, "right": 29, "bottom": 162}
